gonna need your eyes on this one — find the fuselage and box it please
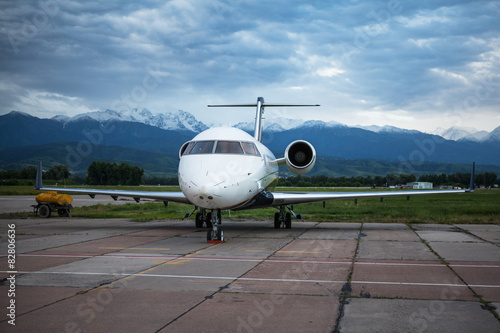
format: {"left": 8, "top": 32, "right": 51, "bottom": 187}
{"left": 178, "top": 127, "right": 278, "bottom": 210}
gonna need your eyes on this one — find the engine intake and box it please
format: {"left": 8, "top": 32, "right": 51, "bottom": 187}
{"left": 285, "top": 140, "right": 316, "bottom": 175}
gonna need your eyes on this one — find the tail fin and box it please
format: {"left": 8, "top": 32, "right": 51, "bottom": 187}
{"left": 208, "top": 97, "right": 319, "bottom": 142}
{"left": 467, "top": 162, "right": 475, "bottom": 192}
{"left": 35, "top": 161, "right": 43, "bottom": 190}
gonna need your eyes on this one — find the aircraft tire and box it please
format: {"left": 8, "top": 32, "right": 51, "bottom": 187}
{"left": 206, "top": 213, "right": 213, "bottom": 228}
{"left": 195, "top": 213, "right": 203, "bottom": 228}
{"left": 207, "top": 228, "right": 223, "bottom": 241}
{"left": 274, "top": 213, "right": 280, "bottom": 228}
{"left": 285, "top": 213, "right": 292, "bottom": 229}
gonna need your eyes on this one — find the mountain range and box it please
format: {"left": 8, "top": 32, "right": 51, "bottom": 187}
{"left": 1, "top": 109, "right": 499, "bottom": 177}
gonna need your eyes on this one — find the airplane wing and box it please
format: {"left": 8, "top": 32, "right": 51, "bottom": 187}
{"left": 35, "top": 162, "right": 191, "bottom": 205}
{"left": 269, "top": 188, "right": 472, "bottom": 206}
{"left": 269, "top": 162, "right": 475, "bottom": 206}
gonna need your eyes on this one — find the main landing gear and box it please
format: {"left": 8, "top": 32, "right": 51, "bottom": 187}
{"left": 274, "top": 205, "right": 303, "bottom": 229}
{"left": 195, "top": 208, "right": 212, "bottom": 228}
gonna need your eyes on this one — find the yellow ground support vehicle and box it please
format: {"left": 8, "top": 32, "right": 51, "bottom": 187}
{"left": 33, "top": 191, "right": 73, "bottom": 218}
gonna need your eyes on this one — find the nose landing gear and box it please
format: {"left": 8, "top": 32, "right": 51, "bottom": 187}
{"left": 207, "top": 209, "right": 224, "bottom": 243}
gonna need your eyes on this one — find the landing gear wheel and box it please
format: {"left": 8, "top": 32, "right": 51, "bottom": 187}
{"left": 38, "top": 204, "right": 51, "bottom": 218}
{"left": 195, "top": 213, "right": 203, "bottom": 228}
{"left": 285, "top": 213, "right": 292, "bottom": 229}
{"left": 205, "top": 212, "right": 213, "bottom": 228}
{"left": 274, "top": 212, "right": 280, "bottom": 228}
{"left": 207, "top": 228, "right": 224, "bottom": 242}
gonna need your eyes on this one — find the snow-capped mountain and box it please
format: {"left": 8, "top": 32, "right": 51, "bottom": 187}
{"left": 483, "top": 126, "right": 500, "bottom": 142}
{"left": 63, "top": 108, "right": 208, "bottom": 132}
{"left": 51, "top": 115, "right": 71, "bottom": 122}
{"left": 234, "top": 117, "right": 344, "bottom": 132}
{"left": 2, "top": 110, "right": 500, "bottom": 171}
{"left": 432, "top": 126, "right": 489, "bottom": 142}
{"left": 234, "top": 116, "right": 306, "bottom": 132}
{"left": 4, "top": 108, "right": 498, "bottom": 145}
{"left": 354, "top": 124, "right": 417, "bottom": 134}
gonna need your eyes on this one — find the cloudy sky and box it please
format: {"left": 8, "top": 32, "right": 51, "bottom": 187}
{"left": 1, "top": 0, "right": 499, "bottom": 133}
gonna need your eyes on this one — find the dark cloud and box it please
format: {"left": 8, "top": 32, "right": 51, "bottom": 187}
{"left": 0, "top": 0, "right": 498, "bottom": 131}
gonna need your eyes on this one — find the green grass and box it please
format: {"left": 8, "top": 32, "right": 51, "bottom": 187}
{"left": 2, "top": 186, "right": 499, "bottom": 224}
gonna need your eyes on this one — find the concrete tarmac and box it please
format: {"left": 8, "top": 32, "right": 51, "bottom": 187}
{"left": 0, "top": 215, "right": 499, "bottom": 332}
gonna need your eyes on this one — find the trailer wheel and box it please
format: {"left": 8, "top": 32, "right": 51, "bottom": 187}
{"left": 58, "top": 209, "right": 70, "bottom": 217}
{"left": 38, "top": 204, "right": 51, "bottom": 218}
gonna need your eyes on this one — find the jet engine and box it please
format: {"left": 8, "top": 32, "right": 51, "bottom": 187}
{"left": 284, "top": 140, "right": 316, "bottom": 175}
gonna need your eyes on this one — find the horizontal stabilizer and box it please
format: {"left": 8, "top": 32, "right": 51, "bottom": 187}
{"left": 208, "top": 97, "right": 320, "bottom": 142}
{"left": 208, "top": 104, "right": 320, "bottom": 107}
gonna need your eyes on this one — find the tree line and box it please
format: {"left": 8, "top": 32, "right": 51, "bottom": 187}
{"left": 280, "top": 172, "right": 498, "bottom": 188}
{"left": 0, "top": 162, "right": 143, "bottom": 186}
{"left": 0, "top": 165, "right": 70, "bottom": 180}
{"left": 1, "top": 163, "right": 498, "bottom": 188}
{"left": 0, "top": 165, "right": 70, "bottom": 185}
{"left": 86, "top": 161, "right": 143, "bottom": 186}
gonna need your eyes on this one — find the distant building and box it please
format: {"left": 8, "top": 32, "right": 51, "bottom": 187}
{"left": 406, "top": 182, "right": 433, "bottom": 189}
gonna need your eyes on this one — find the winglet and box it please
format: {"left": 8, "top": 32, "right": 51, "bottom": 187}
{"left": 35, "top": 161, "right": 43, "bottom": 190}
{"left": 467, "top": 162, "right": 475, "bottom": 192}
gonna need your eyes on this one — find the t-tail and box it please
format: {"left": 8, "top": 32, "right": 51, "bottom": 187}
{"left": 208, "top": 97, "right": 320, "bottom": 142}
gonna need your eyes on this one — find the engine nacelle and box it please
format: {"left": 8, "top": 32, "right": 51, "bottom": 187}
{"left": 284, "top": 140, "right": 316, "bottom": 175}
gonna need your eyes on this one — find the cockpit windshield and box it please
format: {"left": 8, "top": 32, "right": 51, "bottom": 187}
{"left": 188, "top": 141, "right": 214, "bottom": 155}
{"left": 215, "top": 141, "right": 243, "bottom": 154}
{"left": 182, "top": 140, "right": 260, "bottom": 156}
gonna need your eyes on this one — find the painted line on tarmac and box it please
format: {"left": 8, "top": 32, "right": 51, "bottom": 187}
{"left": 3, "top": 270, "right": 500, "bottom": 288}
{"left": 245, "top": 250, "right": 323, "bottom": 254}
{"left": 11, "top": 253, "right": 500, "bottom": 268}
{"left": 356, "top": 262, "right": 500, "bottom": 268}
{"left": 99, "top": 247, "right": 171, "bottom": 251}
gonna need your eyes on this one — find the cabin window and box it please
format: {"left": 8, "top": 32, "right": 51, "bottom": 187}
{"left": 241, "top": 142, "right": 260, "bottom": 156}
{"left": 189, "top": 141, "right": 215, "bottom": 154}
{"left": 215, "top": 141, "right": 244, "bottom": 154}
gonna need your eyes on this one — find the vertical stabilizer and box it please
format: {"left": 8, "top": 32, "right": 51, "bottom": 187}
{"left": 468, "top": 162, "right": 475, "bottom": 192}
{"left": 254, "top": 97, "right": 265, "bottom": 142}
{"left": 35, "top": 161, "right": 43, "bottom": 190}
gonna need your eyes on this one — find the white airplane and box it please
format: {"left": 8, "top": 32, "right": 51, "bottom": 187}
{"left": 35, "top": 97, "right": 475, "bottom": 242}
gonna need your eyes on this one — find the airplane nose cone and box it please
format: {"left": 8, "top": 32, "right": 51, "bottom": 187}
{"left": 200, "top": 184, "right": 211, "bottom": 197}
{"left": 195, "top": 184, "right": 218, "bottom": 206}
